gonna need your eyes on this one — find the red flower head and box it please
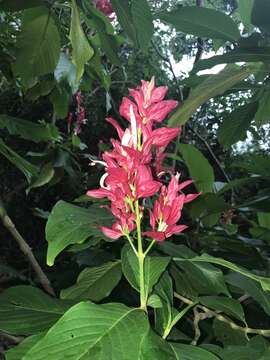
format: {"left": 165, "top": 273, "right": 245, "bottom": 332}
{"left": 87, "top": 79, "right": 199, "bottom": 241}
{"left": 95, "top": 0, "right": 115, "bottom": 20}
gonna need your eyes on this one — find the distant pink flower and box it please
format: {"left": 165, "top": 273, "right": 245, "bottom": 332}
{"left": 95, "top": 0, "right": 115, "bottom": 20}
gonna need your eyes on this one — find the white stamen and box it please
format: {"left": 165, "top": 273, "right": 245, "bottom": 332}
{"left": 129, "top": 105, "right": 137, "bottom": 148}
{"left": 100, "top": 172, "right": 109, "bottom": 189}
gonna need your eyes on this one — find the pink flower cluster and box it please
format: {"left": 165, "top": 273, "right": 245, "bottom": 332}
{"left": 87, "top": 78, "right": 199, "bottom": 241}
{"left": 67, "top": 91, "right": 87, "bottom": 135}
{"left": 94, "top": 0, "right": 114, "bottom": 20}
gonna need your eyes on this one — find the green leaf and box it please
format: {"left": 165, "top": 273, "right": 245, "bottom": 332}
{"left": 0, "top": 0, "right": 42, "bottom": 11}
{"left": 70, "top": 0, "right": 94, "bottom": 80}
{"left": 0, "top": 286, "right": 72, "bottom": 335}
{"left": 5, "top": 334, "right": 44, "bottom": 360}
{"left": 0, "top": 138, "right": 39, "bottom": 183}
{"left": 54, "top": 53, "right": 78, "bottom": 92}
{"left": 168, "top": 65, "right": 253, "bottom": 126}
{"left": 238, "top": 0, "right": 255, "bottom": 26}
{"left": 226, "top": 273, "right": 270, "bottom": 315}
{"left": 26, "top": 79, "right": 55, "bottom": 101}
{"left": 169, "top": 245, "right": 230, "bottom": 296}
{"left": 131, "top": 0, "right": 154, "bottom": 51}
{"left": 121, "top": 245, "right": 170, "bottom": 298}
{"left": 14, "top": 6, "right": 61, "bottom": 84}
{"left": 111, "top": 0, "right": 137, "bottom": 44}
{"left": 213, "top": 318, "right": 248, "bottom": 346}
{"left": 258, "top": 212, "right": 270, "bottom": 229}
{"left": 251, "top": 0, "right": 270, "bottom": 32}
{"left": 179, "top": 144, "right": 215, "bottom": 193}
{"left": 218, "top": 102, "right": 258, "bottom": 148}
{"left": 154, "top": 272, "right": 174, "bottom": 335}
{"left": 147, "top": 294, "right": 163, "bottom": 308}
{"left": 198, "top": 296, "right": 245, "bottom": 321}
{"left": 22, "top": 302, "right": 149, "bottom": 360}
{"left": 29, "top": 163, "right": 55, "bottom": 190}
{"left": 49, "top": 86, "right": 70, "bottom": 119}
{"left": 193, "top": 48, "right": 270, "bottom": 73}
{"left": 180, "top": 253, "right": 270, "bottom": 292}
{"left": 157, "top": 6, "right": 240, "bottom": 41}
{"left": 0, "top": 115, "right": 60, "bottom": 143}
{"left": 255, "top": 89, "right": 270, "bottom": 126}
{"left": 60, "top": 261, "right": 122, "bottom": 301}
{"left": 168, "top": 343, "right": 221, "bottom": 360}
{"left": 46, "top": 201, "right": 113, "bottom": 266}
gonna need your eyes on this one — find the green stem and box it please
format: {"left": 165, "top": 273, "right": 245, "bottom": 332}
{"left": 125, "top": 233, "right": 138, "bottom": 257}
{"left": 144, "top": 239, "right": 156, "bottom": 257}
{"left": 135, "top": 200, "right": 147, "bottom": 311}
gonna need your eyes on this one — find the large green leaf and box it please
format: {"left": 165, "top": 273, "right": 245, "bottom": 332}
{"left": 121, "top": 245, "right": 170, "bottom": 299}
{"left": 177, "top": 253, "right": 270, "bottom": 292}
{"left": 193, "top": 48, "right": 270, "bottom": 73}
{"left": 0, "top": 286, "right": 72, "bottom": 335}
{"left": 131, "top": 0, "right": 154, "bottom": 51}
{"left": 179, "top": 144, "right": 214, "bottom": 193}
{"left": 0, "top": 115, "right": 60, "bottom": 143}
{"left": 169, "top": 343, "right": 220, "bottom": 360}
{"left": 258, "top": 212, "right": 270, "bottom": 229}
{"left": 255, "top": 89, "right": 270, "bottom": 126}
{"left": 60, "top": 261, "right": 122, "bottom": 301}
{"left": 54, "top": 53, "right": 78, "bottom": 92}
{"left": 14, "top": 6, "right": 61, "bottom": 84}
{"left": 251, "top": 0, "right": 270, "bottom": 32}
{"left": 46, "top": 201, "right": 113, "bottom": 266}
{"left": 163, "top": 244, "right": 230, "bottom": 296}
{"left": 70, "top": 0, "right": 94, "bottom": 80}
{"left": 157, "top": 6, "right": 240, "bottom": 41}
{"left": 111, "top": 0, "right": 137, "bottom": 44}
{"left": 22, "top": 302, "right": 149, "bottom": 360}
{"left": 226, "top": 273, "right": 270, "bottom": 315}
{"left": 0, "top": 138, "right": 39, "bottom": 183}
{"left": 217, "top": 102, "right": 258, "bottom": 148}
{"left": 198, "top": 296, "right": 245, "bottom": 322}
{"left": 168, "top": 65, "right": 252, "bottom": 126}
{"left": 238, "top": 0, "right": 255, "bottom": 26}
{"left": 5, "top": 334, "right": 44, "bottom": 360}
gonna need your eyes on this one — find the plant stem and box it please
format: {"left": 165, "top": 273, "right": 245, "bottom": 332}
{"left": 125, "top": 233, "right": 138, "bottom": 256}
{"left": 135, "top": 200, "right": 147, "bottom": 311}
{"left": 144, "top": 239, "right": 156, "bottom": 257}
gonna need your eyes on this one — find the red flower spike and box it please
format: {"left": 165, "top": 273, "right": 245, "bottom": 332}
{"left": 87, "top": 78, "right": 199, "bottom": 244}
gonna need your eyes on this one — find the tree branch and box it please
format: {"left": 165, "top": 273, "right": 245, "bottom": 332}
{"left": 0, "top": 197, "right": 55, "bottom": 297}
{"left": 174, "top": 292, "right": 270, "bottom": 338}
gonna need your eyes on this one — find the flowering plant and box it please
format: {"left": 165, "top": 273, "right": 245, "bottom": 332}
{"left": 87, "top": 78, "right": 199, "bottom": 309}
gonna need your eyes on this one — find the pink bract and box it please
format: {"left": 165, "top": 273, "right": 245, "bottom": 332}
{"left": 87, "top": 77, "right": 200, "bottom": 241}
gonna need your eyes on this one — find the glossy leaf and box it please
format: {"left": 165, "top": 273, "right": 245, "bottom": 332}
{"left": 0, "top": 286, "right": 72, "bottom": 335}
{"left": 169, "top": 65, "right": 253, "bottom": 126}
{"left": 60, "top": 261, "right": 122, "bottom": 301}
{"left": 157, "top": 6, "right": 240, "bottom": 41}
{"left": 70, "top": 0, "right": 94, "bottom": 80}
{"left": 111, "top": 0, "right": 137, "bottom": 44}
{"left": 0, "top": 138, "right": 39, "bottom": 183}
{"left": 179, "top": 144, "right": 215, "bottom": 193}
{"left": 131, "top": 0, "right": 154, "bottom": 51}
{"left": 238, "top": 0, "right": 255, "bottom": 26}
{"left": 0, "top": 115, "right": 60, "bottom": 143}
{"left": 5, "top": 334, "right": 44, "bottom": 360}
{"left": 255, "top": 89, "right": 270, "bottom": 126}
{"left": 14, "top": 6, "right": 61, "bottom": 84}
{"left": 181, "top": 253, "right": 270, "bottom": 292}
{"left": 121, "top": 245, "right": 170, "bottom": 298}
{"left": 218, "top": 102, "right": 258, "bottom": 148}
{"left": 54, "top": 53, "right": 78, "bottom": 92}
{"left": 46, "top": 201, "right": 113, "bottom": 266}
{"left": 198, "top": 296, "right": 245, "bottom": 321}
{"left": 193, "top": 48, "right": 270, "bottom": 73}
{"left": 22, "top": 302, "right": 149, "bottom": 360}
{"left": 169, "top": 343, "right": 220, "bottom": 360}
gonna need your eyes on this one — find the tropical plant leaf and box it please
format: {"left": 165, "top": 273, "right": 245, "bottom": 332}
{"left": 46, "top": 201, "right": 113, "bottom": 266}
{"left": 0, "top": 286, "right": 72, "bottom": 335}
{"left": 218, "top": 102, "right": 258, "bottom": 148}
{"left": 111, "top": 0, "right": 137, "bottom": 44}
{"left": 157, "top": 6, "right": 240, "bottom": 41}
{"left": 131, "top": 0, "right": 154, "bottom": 51}
{"left": 13, "top": 6, "right": 61, "bottom": 84}
{"left": 22, "top": 302, "right": 149, "bottom": 360}
{"left": 198, "top": 296, "right": 245, "bottom": 321}
{"left": 179, "top": 144, "right": 215, "bottom": 193}
{"left": 168, "top": 65, "right": 253, "bottom": 126}
{"left": 60, "top": 261, "right": 122, "bottom": 301}
{"left": 5, "top": 334, "right": 44, "bottom": 360}
{"left": 70, "top": 0, "right": 94, "bottom": 80}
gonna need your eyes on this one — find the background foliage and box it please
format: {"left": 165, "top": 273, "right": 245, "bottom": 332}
{"left": 1, "top": 0, "right": 270, "bottom": 359}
